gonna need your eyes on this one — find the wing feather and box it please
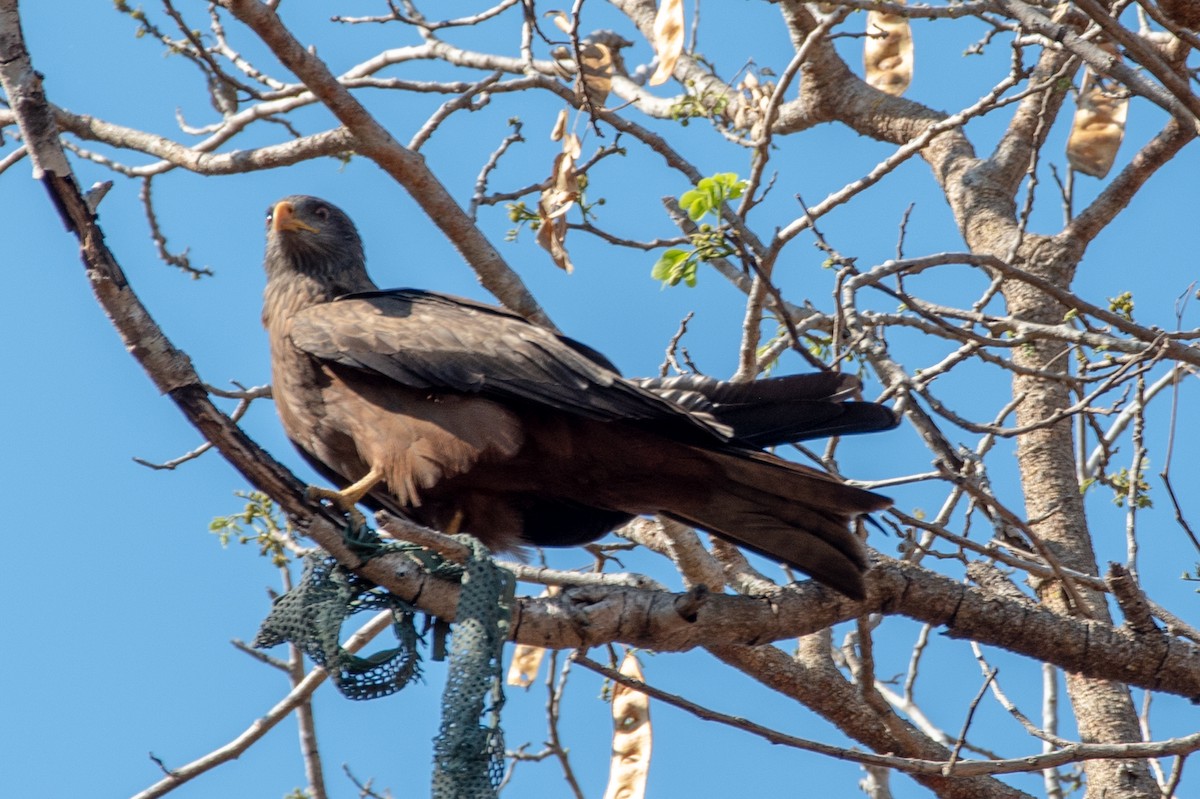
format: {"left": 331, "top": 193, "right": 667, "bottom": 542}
{"left": 289, "top": 289, "right": 731, "bottom": 437}
{"left": 632, "top": 372, "right": 898, "bottom": 447}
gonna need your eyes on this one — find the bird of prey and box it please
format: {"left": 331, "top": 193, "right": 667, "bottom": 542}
{"left": 261, "top": 195, "right": 897, "bottom": 599}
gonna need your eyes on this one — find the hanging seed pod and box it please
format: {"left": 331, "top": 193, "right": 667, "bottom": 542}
{"left": 601, "top": 653, "right": 652, "bottom": 799}
{"left": 649, "top": 0, "right": 684, "bottom": 86}
{"left": 548, "top": 9, "right": 572, "bottom": 34}
{"left": 506, "top": 644, "right": 546, "bottom": 687}
{"left": 505, "top": 588, "right": 559, "bottom": 686}
{"left": 864, "top": 1, "right": 913, "bottom": 96}
{"left": 578, "top": 41, "right": 614, "bottom": 108}
{"left": 1067, "top": 42, "right": 1129, "bottom": 178}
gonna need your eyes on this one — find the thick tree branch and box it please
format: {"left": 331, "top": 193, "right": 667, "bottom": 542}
{"left": 338, "top": 552, "right": 1200, "bottom": 703}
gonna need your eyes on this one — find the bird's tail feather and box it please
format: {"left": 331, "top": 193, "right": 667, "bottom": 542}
{"left": 659, "top": 450, "right": 888, "bottom": 599}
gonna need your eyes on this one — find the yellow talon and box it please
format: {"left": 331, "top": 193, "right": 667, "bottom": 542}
{"left": 307, "top": 465, "right": 385, "bottom": 529}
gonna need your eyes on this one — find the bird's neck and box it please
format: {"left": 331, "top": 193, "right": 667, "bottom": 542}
{"left": 261, "top": 270, "right": 376, "bottom": 329}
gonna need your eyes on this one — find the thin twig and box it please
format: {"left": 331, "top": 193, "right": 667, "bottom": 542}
{"left": 131, "top": 611, "right": 395, "bottom": 799}
{"left": 946, "top": 668, "right": 998, "bottom": 774}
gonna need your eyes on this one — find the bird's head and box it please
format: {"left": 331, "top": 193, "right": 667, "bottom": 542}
{"left": 263, "top": 195, "right": 371, "bottom": 295}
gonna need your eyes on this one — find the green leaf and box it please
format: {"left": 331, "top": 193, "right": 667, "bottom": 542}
{"left": 655, "top": 173, "right": 749, "bottom": 285}
{"left": 679, "top": 173, "right": 749, "bottom": 221}
{"left": 711, "top": 172, "right": 746, "bottom": 200}
{"left": 679, "top": 188, "right": 710, "bottom": 220}
{"left": 651, "top": 248, "right": 699, "bottom": 287}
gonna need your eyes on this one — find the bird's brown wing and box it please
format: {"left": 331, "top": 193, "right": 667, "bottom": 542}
{"left": 288, "top": 289, "right": 732, "bottom": 437}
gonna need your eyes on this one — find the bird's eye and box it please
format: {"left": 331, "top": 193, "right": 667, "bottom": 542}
{"left": 313, "top": 205, "right": 330, "bottom": 220}
{"left": 264, "top": 209, "right": 274, "bottom": 229}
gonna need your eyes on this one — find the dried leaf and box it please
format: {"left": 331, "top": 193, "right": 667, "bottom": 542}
{"left": 550, "top": 108, "right": 568, "bottom": 141}
{"left": 578, "top": 41, "right": 614, "bottom": 108}
{"left": 1067, "top": 43, "right": 1128, "bottom": 178}
{"left": 561, "top": 131, "right": 582, "bottom": 160}
{"left": 542, "top": 151, "right": 579, "bottom": 220}
{"left": 602, "top": 653, "right": 652, "bottom": 799}
{"left": 535, "top": 218, "right": 573, "bottom": 272}
{"left": 536, "top": 149, "right": 579, "bottom": 272}
{"left": 864, "top": 2, "right": 913, "bottom": 97}
{"left": 506, "top": 644, "right": 546, "bottom": 687}
{"left": 649, "top": 0, "right": 684, "bottom": 86}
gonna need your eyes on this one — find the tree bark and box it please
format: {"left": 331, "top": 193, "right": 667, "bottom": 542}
{"left": 1005, "top": 235, "right": 1156, "bottom": 799}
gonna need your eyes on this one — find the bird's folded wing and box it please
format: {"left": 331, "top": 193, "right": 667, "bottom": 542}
{"left": 288, "top": 289, "right": 731, "bottom": 436}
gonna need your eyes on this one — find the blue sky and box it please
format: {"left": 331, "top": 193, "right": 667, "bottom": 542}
{"left": 2, "top": 3, "right": 1199, "bottom": 798}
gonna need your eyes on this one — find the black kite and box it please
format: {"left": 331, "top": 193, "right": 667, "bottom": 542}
{"left": 261, "top": 196, "right": 896, "bottom": 598}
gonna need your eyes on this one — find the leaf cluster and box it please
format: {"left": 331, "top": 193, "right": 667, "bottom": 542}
{"left": 1108, "top": 467, "right": 1153, "bottom": 509}
{"left": 651, "top": 173, "right": 747, "bottom": 287}
{"left": 210, "top": 490, "right": 294, "bottom": 566}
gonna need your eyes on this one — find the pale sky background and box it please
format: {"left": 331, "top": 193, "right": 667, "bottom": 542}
{"left": 2, "top": 3, "right": 1198, "bottom": 798}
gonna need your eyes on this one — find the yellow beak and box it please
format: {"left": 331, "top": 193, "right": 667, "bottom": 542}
{"left": 271, "top": 200, "right": 320, "bottom": 234}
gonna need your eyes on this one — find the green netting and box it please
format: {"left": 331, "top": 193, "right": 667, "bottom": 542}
{"left": 254, "top": 535, "right": 513, "bottom": 798}
{"left": 253, "top": 551, "right": 422, "bottom": 700}
{"left": 432, "top": 536, "right": 513, "bottom": 799}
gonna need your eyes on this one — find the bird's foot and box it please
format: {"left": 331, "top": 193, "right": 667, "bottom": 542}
{"left": 306, "top": 483, "right": 369, "bottom": 527}
{"left": 305, "top": 484, "right": 383, "bottom": 556}
{"left": 305, "top": 466, "right": 385, "bottom": 531}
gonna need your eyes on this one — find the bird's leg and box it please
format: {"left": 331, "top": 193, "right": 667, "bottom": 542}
{"left": 444, "top": 509, "right": 466, "bottom": 536}
{"left": 306, "top": 465, "right": 385, "bottom": 531}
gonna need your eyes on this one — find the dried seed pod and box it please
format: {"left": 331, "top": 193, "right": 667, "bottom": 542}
{"left": 505, "top": 588, "right": 559, "bottom": 686}
{"left": 506, "top": 644, "right": 546, "bottom": 687}
{"left": 1067, "top": 43, "right": 1129, "bottom": 178}
{"left": 602, "top": 653, "right": 652, "bottom": 799}
{"left": 578, "top": 41, "right": 614, "bottom": 108}
{"left": 731, "top": 101, "right": 748, "bottom": 131}
{"left": 729, "top": 72, "right": 778, "bottom": 138}
{"left": 550, "top": 45, "right": 575, "bottom": 80}
{"left": 561, "top": 131, "right": 582, "bottom": 160}
{"left": 548, "top": 9, "right": 572, "bottom": 34}
{"left": 864, "top": 2, "right": 913, "bottom": 96}
{"left": 649, "top": 0, "right": 684, "bottom": 86}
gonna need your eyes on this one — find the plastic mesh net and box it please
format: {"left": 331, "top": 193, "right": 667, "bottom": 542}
{"left": 431, "top": 536, "right": 513, "bottom": 799}
{"left": 254, "top": 536, "right": 513, "bottom": 798}
{"left": 253, "top": 551, "right": 422, "bottom": 700}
